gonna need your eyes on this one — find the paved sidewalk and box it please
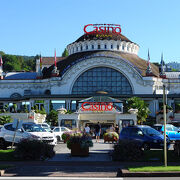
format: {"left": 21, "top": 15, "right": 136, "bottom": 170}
{"left": 50, "top": 139, "right": 114, "bottom": 162}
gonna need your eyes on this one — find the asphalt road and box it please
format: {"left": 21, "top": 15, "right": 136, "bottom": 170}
{"left": 0, "top": 177, "right": 180, "bottom": 180}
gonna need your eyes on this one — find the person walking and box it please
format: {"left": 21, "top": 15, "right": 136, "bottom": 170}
{"left": 84, "top": 124, "right": 90, "bottom": 135}
{"left": 115, "top": 124, "right": 119, "bottom": 134}
{"left": 95, "top": 122, "right": 101, "bottom": 143}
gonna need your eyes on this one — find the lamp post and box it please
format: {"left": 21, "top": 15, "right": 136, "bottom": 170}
{"left": 163, "top": 85, "right": 167, "bottom": 167}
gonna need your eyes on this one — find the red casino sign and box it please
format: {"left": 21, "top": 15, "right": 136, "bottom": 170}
{"left": 81, "top": 102, "right": 113, "bottom": 111}
{"left": 84, "top": 24, "right": 121, "bottom": 35}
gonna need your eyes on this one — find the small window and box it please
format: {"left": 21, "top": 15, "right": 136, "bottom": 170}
{"left": 111, "top": 44, "right": 113, "bottom": 49}
{"left": 81, "top": 46, "right": 83, "bottom": 51}
{"left": 86, "top": 45, "right": 88, "bottom": 50}
{"left": 127, "top": 46, "right": 129, "bottom": 51}
{"left": 104, "top": 44, "right": 107, "bottom": 49}
{"left": 98, "top": 45, "right": 100, "bottom": 49}
{"left": 4, "top": 124, "right": 15, "bottom": 131}
{"left": 117, "top": 45, "right": 119, "bottom": 50}
{"left": 92, "top": 45, "right": 94, "bottom": 49}
{"left": 122, "top": 45, "right": 124, "bottom": 50}
{"left": 76, "top": 47, "right": 78, "bottom": 51}
{"left": 54, "top": 128, "right": 60, "bottom": 132}
{"left": 61, "top": 127, "right": 67, "bottom": 131}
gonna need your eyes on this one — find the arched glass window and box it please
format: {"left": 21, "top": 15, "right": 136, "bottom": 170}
{"left": 72, "top": 67, "right": 133, "bottom": 95}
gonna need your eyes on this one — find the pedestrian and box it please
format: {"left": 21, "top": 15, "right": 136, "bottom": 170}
{"left": 84, "top": 124, "right": 90, "bottom": 135}
{"left": 95, "top": 122, "right": 101, "bottom": 143}
{"left": 115, "top": 124, "right": 119, "bottom": 134}
{"left": 110, "top": 124, "right": 115, "bottom": 132}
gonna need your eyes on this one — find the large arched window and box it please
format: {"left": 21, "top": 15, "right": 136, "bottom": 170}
{"left": 72, "top": 67, "right": 133, "bottom": 95}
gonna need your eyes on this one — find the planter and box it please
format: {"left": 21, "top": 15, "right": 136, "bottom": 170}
{"left": 104, "top": 136, "right": 118, "bottom": 143}
{"left": 71, "top": 143, "right": 89, "bottom": 156}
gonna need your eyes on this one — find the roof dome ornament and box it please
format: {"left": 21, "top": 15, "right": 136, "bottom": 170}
{"left": 146, "top": 49, "right": 153, "bottom": 76}
{"left": 160, "top": 53, "right": 166, "bottom": 78}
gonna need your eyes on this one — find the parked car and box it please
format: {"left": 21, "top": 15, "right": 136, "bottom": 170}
{"left": 119, "top": 125, "right": 170, "bottom": 150}
{"left": 52, "top": 126, "right": 71, "bottom": 142}
{"left": 152, "top": 124, "right": 180, "bottom": 141}
{"left": 0, "top": 122, "right": 57, "bottom": 149}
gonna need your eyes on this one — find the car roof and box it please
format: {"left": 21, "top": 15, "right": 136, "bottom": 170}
{"left": 123, "top": 125, "right": 151, "bottom": 129}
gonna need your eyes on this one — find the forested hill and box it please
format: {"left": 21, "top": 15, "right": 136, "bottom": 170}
{"left": 0, "top": 51, "right": 37, "bottom": 72}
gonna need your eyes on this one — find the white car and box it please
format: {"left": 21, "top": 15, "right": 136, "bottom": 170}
{"left": 52, "top": 127, "right": 71, "bottom": 142}
{"left": 0, "top": 122, "right": 57, "bottom": 149}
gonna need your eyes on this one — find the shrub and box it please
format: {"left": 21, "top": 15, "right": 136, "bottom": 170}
{"left": 104, "top": 132, "right": 119, "bottom": 139}
{"left": 67, "top": 133, "right": 93, "bottom": 150}
{"left": 112, "top": 140, "right": 143, "bottom": 161}
{"left": 0, "top": 115, "right": 13, "bottom": 125}
{"left": 62, "top": 132, "right": 72, "bottom": 142}
{"left": 14, "top": 139, "right": 55, "bottom": 160}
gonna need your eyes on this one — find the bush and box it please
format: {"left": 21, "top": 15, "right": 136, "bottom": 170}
{"left": 0, "top": 115, "right": 13, "bottom": 125}
{"left": 103, "top": 132, "right": 119, "bottom": 142}
{"left": 67, "top": 133, "right": 93, "bottom": 150}
{"left": 112, "top": 140, "right": 143, "bottom": 161}
{"left": 62, "top": 132, "right": 72, "bottom": 143}
{"left": 14, "top": 139, "right": 55, "bottom": 160}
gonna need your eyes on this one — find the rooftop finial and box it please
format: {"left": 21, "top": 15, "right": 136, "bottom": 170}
{"left": 146, "top": 49, "right": 153, "bottom": 76}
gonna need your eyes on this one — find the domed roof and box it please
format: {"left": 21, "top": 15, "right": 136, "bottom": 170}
{"left": 43, "top": 51, "right": 159, "bottom": 79}
{"left": 74, "top": 31, "right": 133, "bottom": 43}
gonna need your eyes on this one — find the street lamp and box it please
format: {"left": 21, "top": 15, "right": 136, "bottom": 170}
{"left": 163, "top": 85, "right": 167, "bottom": 167}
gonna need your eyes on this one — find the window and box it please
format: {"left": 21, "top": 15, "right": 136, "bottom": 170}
{"left": 81, "top": 46, "right": 83, "bottom": 51}
{"left": 122, "top": 45, "right": 124, "bottom": 50}
{"left": 60, "top": 119, "right": 77, "bottom": 129}
{"left": 76, "top": 47, "right": 78, "bottom": 51}
{"left": 4, "top": 124, "right": 15, "bottom": 131}
{"left": 92, "top": 45, "right": 94, "bottom": 49}
{"left": 98, "top": 45, "right": 100, "bottom": 49}
{"left": 117, "top": 45, "right": 119, "bottom": 50}
{"left": 111, "top": 44, "right": 113, "bottom": 49}
{"left": 86, "top": 45, "right": 88, "bottom": 50}
{"left": 104, "top": 44, "right": 107, "bottom": 49}
{"left": 54, "top": 128, "right": 60, "bottom": 132}
{"left": 72, "top": 67, "right": 132, "bottom": 95}
{"left": 0, "top": 103, "right": 3, "bottom": 110}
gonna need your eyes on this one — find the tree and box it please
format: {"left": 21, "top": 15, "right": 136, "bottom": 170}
{"left": 126, "top": 97, "right": 151, "bottom": 124}
{"left": 0, "top": 51, "right": 5, "bottom": 56}
{"left": 62, "top": 48, "right": 68, "bottom": 57}
{"left": 0, "top": 115, "right": 12, "bottom": 125}
{"left": 46, "top": 110, "right": 58, "bottom": 126}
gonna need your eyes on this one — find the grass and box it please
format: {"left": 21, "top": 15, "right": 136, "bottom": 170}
{"left": 0, "top": 149, "right": 16, "bottom": 161}
{"left": 129, "top": 166, "right": 180, "bottom": 172}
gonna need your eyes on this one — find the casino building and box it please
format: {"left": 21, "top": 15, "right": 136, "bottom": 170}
{"left": 0, "top": 25, "right": 180, "bottom": 130}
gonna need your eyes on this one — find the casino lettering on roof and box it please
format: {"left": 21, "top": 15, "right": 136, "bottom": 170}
{"left": 0, "top": 24, "right": 180, "bottom": 131}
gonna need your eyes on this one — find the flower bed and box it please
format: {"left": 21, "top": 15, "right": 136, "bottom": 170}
{"left": 103, "top": 132, "right": 119, "bottom": 143}
{"left": 66, "top": 133, "right": 93, "bottom": 156}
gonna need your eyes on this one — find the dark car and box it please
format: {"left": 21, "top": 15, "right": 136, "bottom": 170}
{"left": 119, "top": 125, "right": 170, "bottom": 150}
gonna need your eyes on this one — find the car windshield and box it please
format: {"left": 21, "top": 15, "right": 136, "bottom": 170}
{"left": 142, "top": 127, "right": 161, "bottom": 136}
{"left": 22, "top": 124, "right": 46, "bottom": 132}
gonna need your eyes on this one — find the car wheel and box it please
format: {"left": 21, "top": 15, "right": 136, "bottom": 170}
{"left": 143, "top": 143, "right": 150, "bottom": 151}
{"left": 0, "top": 138, "right": 7, "bottom": 150}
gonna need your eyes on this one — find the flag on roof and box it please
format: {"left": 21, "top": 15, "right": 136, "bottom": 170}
{"left": 55, "top": 49, "right": 57, "bottom": 67}
{"left": 0, "top": 56, "right": 3, "bottom": 66}
{"left": 40, "top": 54, "right": 42, "bottom": 69}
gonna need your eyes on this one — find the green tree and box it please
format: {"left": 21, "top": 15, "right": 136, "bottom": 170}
{"left": 0, "top": 51, "right": 5, "bottom": 56}
{"left": 46, "top": 110, "right": 58, "bottom": 126}
{"left": 0, "top": 115, "right": 12, "bottom": 125}
{"left": 62, "top": 48, "right": 68, "bottom": 57}
{"left": 126, "top": 97, "right": 151, "bottom": 124}
{"left": 3, "top": 54, "right": 22, "bottom": 71}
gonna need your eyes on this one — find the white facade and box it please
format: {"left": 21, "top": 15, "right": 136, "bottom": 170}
{"left": 0, "top": 31, "right": 180, "bottom": 128}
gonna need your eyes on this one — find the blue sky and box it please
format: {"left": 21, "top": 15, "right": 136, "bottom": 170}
{"left": 0, "top": 0, "right": 180, "bottom": 63}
